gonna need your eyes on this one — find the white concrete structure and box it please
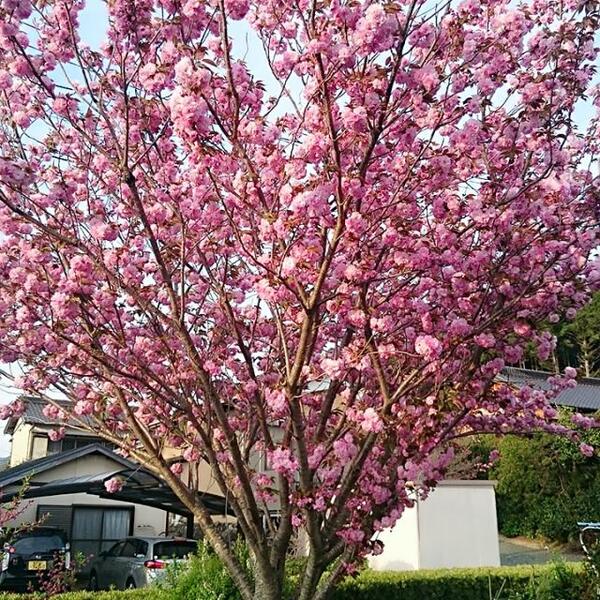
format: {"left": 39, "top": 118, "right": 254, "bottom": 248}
{"left": 369, "top": 480, "right": 500, "bottom": 571}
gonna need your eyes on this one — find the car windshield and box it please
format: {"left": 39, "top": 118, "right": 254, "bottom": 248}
{"left": 153, "top": 541, "right": 196, "bottom": 559}
{"left": 13, "top": 534, "right": 65, "bottom": 554}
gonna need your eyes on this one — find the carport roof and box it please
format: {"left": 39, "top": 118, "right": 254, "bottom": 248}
{"left": 0, "top": 444, "right": 231, "bottom": 517}
{"left": 5, "top": 468, "right": 231, "bottom": 517}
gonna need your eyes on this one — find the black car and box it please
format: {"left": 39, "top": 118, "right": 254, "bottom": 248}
{"left": 0, "top": 527, "right": 70, "bottom": 591}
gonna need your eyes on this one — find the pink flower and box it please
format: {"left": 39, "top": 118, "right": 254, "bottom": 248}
{"left": 572, "top": 413, "right": 594, "bottom": 429}
{"left": 225, "top": 0, "right": 249, "bottom": 20}
{"left": 580, "top": 443, "right": 594, "bottom": 458}
{"left": 340, "top": 106, "right": 368, "bottom": 133}
{"left": 174, "top": 57, "right": 194, "bottom": 85}
{"left": 333, "top": 434, "right": 358, "bottom": 462}
{"left": 265, "top": 388, "right": 288, "bottom": 417}
{"left": 74, "top": 400, "right": 94, "bottom": 416}
{"left": 104, "top": 476, "right": 124, "bottom": 494}
{"left": 268, "top": 448, "right": 298, "bottom": 476}
{"left": 414, "top": 335, "right": 443, "bottom": 360}
{"left": 449, "top": 318, "right": 470, "bottom": 337}
{"left": 183, "top": 447, "right": 200, "bottom": 462}
{"left": 361, "top": 407, "right": 383, "bottom": 433}
{"left": 346, "top": 212, "right": 367, "bottom": 236}
{"left": 339, "top": 527, "right": 365, "bottom": 544}
{"left": 353, "top": 4, "right": 396, "bottom": 52}
{"left": 415, "top": 64, "right": 439, "bottom": 92}
{"left": 513, "top": 321, "right": 532, "bottom": 336}
{"left": 170, "top": 462, "right": 184, "bottom": 475}
{"left": 475, "top": 333, "right": 496, "bottom": 349}
{"left": 291, "top": 514, "right": 303, "bottom": 528}
{"left": 48, "top": 427, "right": 65, "bottom": 442}
{"left": 89, "top": 222, "right": 118, "bottom": 242}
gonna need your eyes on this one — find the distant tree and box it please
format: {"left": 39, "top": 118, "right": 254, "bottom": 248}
{"left": 555, "top": 293, "right": 600, "bottom": 378}
{"left": 490, "top": 415, "right": 600, "bottom": 543}
{"left": 522, "top": 292, "right": 600, "bottom": 377}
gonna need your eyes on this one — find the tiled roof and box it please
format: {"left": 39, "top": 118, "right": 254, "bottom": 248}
{"left": 3, "top": 396, "right": 87, "bottom": 435}
{"left": 0, "top": 444, "right": 136, "bottom": 488}
{"left": 499, "top": 367, "right": 600, "bottom": 412}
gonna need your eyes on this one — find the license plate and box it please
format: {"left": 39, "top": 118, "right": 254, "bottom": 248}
{"left": 27, "top": 560, "right": 47, "bottom": 570}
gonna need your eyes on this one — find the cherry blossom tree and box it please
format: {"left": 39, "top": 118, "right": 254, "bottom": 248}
{"left": 0, "top": 0, "right": 599, "bottom": 598}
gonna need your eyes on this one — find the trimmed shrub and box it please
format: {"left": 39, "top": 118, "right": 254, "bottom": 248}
{"left": 330, "top": 563, "right": 585, "bottom": 600}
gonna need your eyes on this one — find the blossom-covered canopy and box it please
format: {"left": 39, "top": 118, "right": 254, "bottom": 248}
{"left": 0, "top": 0, "right": 599, "bottom": 598}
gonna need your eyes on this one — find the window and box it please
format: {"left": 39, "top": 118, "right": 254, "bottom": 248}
{"left": 120, "top": 540, "right": 140, "bottom": 558}
{"left": 153, "top": 541, "right": 197, "bottom": 560}
{"left": 37, "top": 505, "right": 72, "bottom": 539}
{"left": 13, "top": 534, "right": 66, "bottom": 554}
{"left": 135, "top": 540, "right": 149, "bottom": 557}
{"left": 71, "top": 507, "right": 133, "bottom": 561}
{"left": 106, "top": 541, "right": 126, "bottom": 557}
{"left": 31, "top": 436, "right": 48, "bottom": 460}
{"left": 61, "top": 436, "right": 93, "bottom": 452}
{"left": 46, "top": 436, "right": 115, "bottom": 455}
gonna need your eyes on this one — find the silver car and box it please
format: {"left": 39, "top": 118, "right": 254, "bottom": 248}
{"left": 88, "top": 536, "right": 196, "bottom": 590}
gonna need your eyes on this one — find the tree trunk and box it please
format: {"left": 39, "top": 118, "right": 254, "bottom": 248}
{"left": 253, "top": 573, "right": 283, "bottom": 600}
{"left": 581, "top": 338, "right": 591, "bottom": 377}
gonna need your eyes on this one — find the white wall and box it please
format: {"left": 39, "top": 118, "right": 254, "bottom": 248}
{"left": 368, "top": 480, "right": 500, "bottom": 571}
{"left": 369, "top": 506, "right": 420, "bottom": 571}
{"left": 9, "top": 422, "right": 33, "bottom": 467}
{"left": 418, "top": 480, "right": 500, "bottom": 569}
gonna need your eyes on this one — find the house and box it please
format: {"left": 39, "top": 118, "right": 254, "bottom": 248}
{"left": 0, "top": 396, "right": 231, "bottom": 570}
{"left": 3, "top": 396, "right": 107, "bottom": 468}
{"left": 499, "top": 367, "right": 600, "bottom": 413}
{"left": 0, "top": 396, "right": 233, "bottom": 565}
{"left": 0, "top": 443, "right": 169, "bottom": 562}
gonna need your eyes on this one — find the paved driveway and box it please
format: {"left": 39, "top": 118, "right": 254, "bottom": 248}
{"left": 499, "top": 536, "right": 583, "bottom": 566}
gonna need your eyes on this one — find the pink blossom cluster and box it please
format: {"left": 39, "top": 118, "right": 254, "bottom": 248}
{"left": 104, "top": 476, "right": 124, "bottom": 494}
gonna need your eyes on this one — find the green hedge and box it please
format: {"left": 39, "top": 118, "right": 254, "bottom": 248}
{"left": 331, "top": 563, "right": 586, "bottom": 600}
{"left": 0, "top": 563, "right": 587, "bottom": 600}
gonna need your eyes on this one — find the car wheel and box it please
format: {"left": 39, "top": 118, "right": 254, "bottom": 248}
{"left": 88, "top": 572, "right": 99, "bottom": 591}
{"left": 126, "top": 577, "right": 136, "bottom": 589}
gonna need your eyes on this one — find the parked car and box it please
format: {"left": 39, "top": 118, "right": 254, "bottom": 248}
{"left": 0, "top": 526, "right": 70, "bottom": 591}
{"left": 88, "top": 536, "right": 197, "bottom": 590}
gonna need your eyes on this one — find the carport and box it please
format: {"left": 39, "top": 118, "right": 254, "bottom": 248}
{"left": 2, "top": 467, "right": 232, "bottom": 538}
